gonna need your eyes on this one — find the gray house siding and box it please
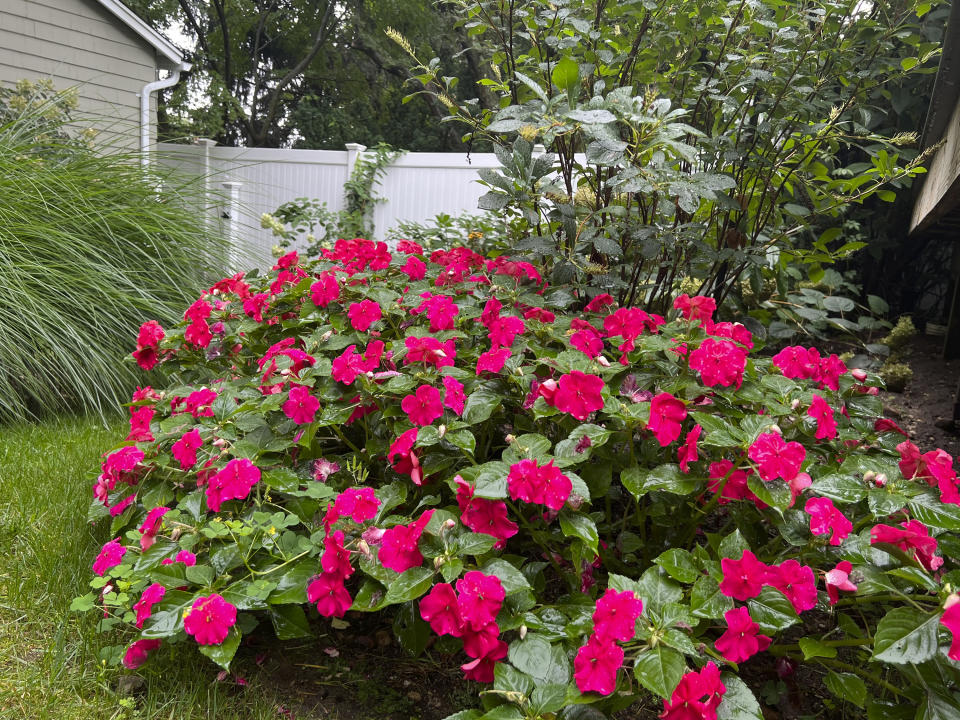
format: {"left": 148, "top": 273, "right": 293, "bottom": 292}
{"left": 0, "top": 0, "right": 161, "bottom": 149}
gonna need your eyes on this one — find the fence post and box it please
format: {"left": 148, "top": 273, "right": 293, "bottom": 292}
{"left": 345, "top": 142, "right": 367, "bottom": 179}
{"left": 197, "top": 138, "right": 218, "bottom": 231}
{"left": 222, "top": 181, "right": 242, "bottom": 271}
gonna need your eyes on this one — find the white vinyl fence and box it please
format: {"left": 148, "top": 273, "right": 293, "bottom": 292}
{"left": 156, "top": 141, "right": 510, "bottom": 268}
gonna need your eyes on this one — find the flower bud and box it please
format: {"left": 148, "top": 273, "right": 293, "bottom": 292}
{"left": 946, "top": 592, "right": 960, "bottom": 610}
{"left": 519, "top": 625, "right": 528, "bottom": 640}
{"left": 442, "top": 518, "right": 456, "bottom": 530}
{"left": 851, "top": 368, "right": 867, "bottom": 382}
{"left": 776, "top": 657, "right": 796, "bottom": 679}
{"left": 790, "top": 398, "right": 800, "bottom": 410}
{"left": 356, "top": 539, "right": 372, "bottom": 559}
{"left": 505, "top": 434, "right": 516, "bottom": 444}
{"left": 566, "top": 492, "right": 584, "bottom": 511}
{"left": 875, "top": 473, "right": 888, "bottom": 488}
{"left": 438, "top": 424, "right": 447, "bottom": 438}
{"left": 596, "top": 355, "right": 611, "bottom": 368}
{"left": 769, "top": 424, "right": 782, "bottom": 435}
{"left": 434, "top": 556, "right": 446, "bottom": 569}
{"left": 864, "top": 471, "right": 876, "bottom": 483}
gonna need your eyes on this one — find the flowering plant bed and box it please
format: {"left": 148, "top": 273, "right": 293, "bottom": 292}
{"left": 77, "top": 240, "right": 960, "bottom": 719}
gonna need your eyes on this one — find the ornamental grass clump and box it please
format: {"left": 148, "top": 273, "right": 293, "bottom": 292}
{"left": 0, "top": 91, "right": 231, "bottom": 421}
{"left": 79, "top": 240, "right": 960, "bottom": 718}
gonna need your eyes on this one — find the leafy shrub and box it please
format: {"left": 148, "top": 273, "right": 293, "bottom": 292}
{"left": 79, "top": 241, "right": 960, "bottom": 718}
{"left": 395, "top": 0, "right": 937, "bottom": 312}
{"left": 385, "top": 211, "right": 509, "bottom": 255}
{"left": 0, "top": 89, "right": 231, "bottom": 421}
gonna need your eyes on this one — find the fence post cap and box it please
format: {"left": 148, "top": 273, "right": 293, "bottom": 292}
{"left": 344, "top": 143, "right": 368, "bottom": 152}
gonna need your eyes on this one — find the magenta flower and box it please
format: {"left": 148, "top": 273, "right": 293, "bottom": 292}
{"left": 347, "top": 299, "right": 382, "bottom": 332}
{"left": 688, "top": 337, "right": 748, "bottom": 388}
{"left": 400, "top": 385, "right": 444, "bottom": 426}
{"left": 719, "top": 549, "right": 769, "bottom": 601}
{"left": 585, "top": 294, "right": 615, "bottom": 313}
{"left": 825, "top": 560, "right": 858, "bottom": 605}
{"left": 282, "top": 385, "right": 320, "bottom": 425}
{"left": 804, "top": 496, "right": 852, "bottom": 546}
{"left": 715, "top": 606, "right": 771, "bottom": 664}
{"left": 772, "top": 346, "right": 821, "bottom": 380}
{"left": 507, "top": 459, "right": 572, "bottom": 510}
{"left": 411, "top": 292, "right": 459, "bottom": 331}
{"left": 592, "top": 588, "right": 644, "bottom": 643}
{"left": 552, "top": 371, "right": 605, "bottom": 421}
{"left": 310, "top": 273, "right": 340, "bottom": 307}
{"left": 748, "top": 431, "right": 805, "bottom": 482}
{"left": 134, "top": 583, "right": 166, "bottom": 628}
{"left": 707, "top": 460, "right": 762, "bottom": 507}
{"left": 870, "top": 519, "right": 943, "bottom": 571}
{"left": 456, "top": 571, "right": 505, "bottom": 631}
{"left": 570, "top": 319, "right": 604, "bottom": 358}
{"left": 206, "top": 458, "right": 261, "bottom": 512}
{"left": 183, "top": 387, "right": 217, "bottom": 418}
{"left": 133, "top": 320, "right": 165, "bottom": 370}
{"left": 647, "top": 392, "right": 687, "bottom": 446}
{"left": 313, "top": 458, "right": 340, "bottom": 482}
{"left": 161, "top": 550, "right": 196, "bottom": 566}
{"left": 126, "top": 405, "right": 155, "bottom": 443}
{"left": 678, "top": 424, "right": 702, "bottom": 473}
{"left": 456, "top": 476, "right": 518, "bottom": 549}
{"left": 138, "top": 506, "right": 169, "bottom": 550}
{"left": 674, "top": 294, "right": 716, "bottom": 323}
{"left": 401, "top": 255, "right": 427, "bottom": 281}
{"left": 183, "top": 594, "right": 237, "bottom": 645}
{"left": 442, "top": 375, "right": 466, "bottom": 416}
{"left": 476, "top": 347, "right": 512, "bottom": 375}
{"left": 379, "top": 509, "right": 435, "bottom": 572}
{"left": 419, "top": 582, "right": 463, "bottom": 636}
{"left": 242, "top": 292, "right": 270, "bottom": 323}
{"left": 332, "top": 487, "right": 380, "bottom": 524}
{"left": 940, "top": 600, "right": 960, "bottom": 661}
{"left": 573, "top": 634, "right": 624, "bottom": 695}
{"left": 487, "top": 315, "right": 525, "bottom": 348}
{"left": 767, "top": 559, "right": 818, "bottom": 614}
{"left": 122, "top": 638, "right": 161, "bottom": 669}
{"left": 171, "top": 428, "right": 203, "bottom": 470}
{"left": 404, "top": 336, "right": 456, "bottom": 369}
{"left": 321, "top": 530, "right": 354, "bottom": 579}
{"left": 660, "top": 661, "right": 725, "bottom": 720}
{"left": 808, "top": 394, "right": 837, "bottom": 440}
{"left": 307, "top": 574, "right": 353, "bottom": 618}
{"left": 92, "top": 538, "right": 127, "bottom": 576}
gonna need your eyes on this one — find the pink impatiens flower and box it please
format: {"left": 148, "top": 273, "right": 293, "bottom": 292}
{"left": 553, "top": 371, "right": 605, "bottom": 421}
{"left": 647, "top": 392, "right": 687, "bottom": 447}
{"left": 507, "top": 459, "right": 572, "bottom": 510}
{"left": 126, "top": 405, "right": 155, "bottom": 443}
{"left": 347, "top": 300, "right": 382, "bottom": 331}
{"left": 171, "top": 428, "right": 203, "bottom": 470}
{"left": 825, "top": 561, "right": 858, "bottom": 605}
{"left": 282, "top": 385, "right": 320, "bottom": 425}
{"left": 748, "top": 431, "right": 805, "bottom": 482}
{"left": 206, "top": 458, "right": 261, "bottom": 512}
{"left": 134, "top": 583, "right": 166, "bottom": 628}
{"left": 243, "top": 292, "right": 270, "bottom": 323}
{"left": 132, "top": 320, "right": 165, "bottom": 370}
{"left": 688, "top": 338, "right": 748, "bottom": 388}
{"left": 401, "top": 255, "right": 427, "bottom": 281}
{"left": 456, "top": 476, "right": 518, "bottom": 549}
{"left": 404, "top": 336, "right": 456, "bottom": 370}
{"left": 122, "top": 638, "right": 161, "bottom": 669}
{"left": 476, "top": 347, "right": 512, "bottom": 375}
{"left": 674, "top": 294, "right": 716, "bottom": 324}
{"left": 715, "top": 606, "right": 771, "bottom": 664}
{"left": 456, "top": 571, "right": 505, "bottom": 631}
{"left": 138, "top": 506, "right": 169, "bottom": 550}
{"left": 93, "top": 538, "right": 127, "bottom": 576}
{"left": 870, "top": 520, "right": 943, "bottom": 572}
{"left": 419, "top": 582, "right": 463, "bottom": 636}
{"left": 307, "top": 574, "right": 353, "bottom": 618}
{"left": 719, "top": 549, "right": 769, "bottom": 601}
{"left": 310, "top": 273, "right": 340, "bottom": 307}
{"left": 379, "top": 509, "right": 435, "bottom": 572}
{"left": 183, "top": 594, "right": 237, "bottom": 645}
{"left": 808, "top": 394, "right": 837, "bottom": 440}
{"left": 940, "top": 597, "right": 960, "bottom": 662}
{"left": 161, "top": 550, "right": 197, "bottom": 566}
{"left": 678, "top": 425, "right": 702, "bottom": 473}
{"left": 592, "top": 588, "right": 644, "bottom": 643}
{"left": 804, "top": 496, "right": 852, "bottom": 546}
{"left": 442, "top": 375, "right": 466, "bottom": 416}
{"left": 660, "top": 661, "right": 725, "bottom": 720}
{"left": 400, "top": 385, "right": 444, "bottom": 426}
{"left": 388, "top": 427, "right": 422, "bottom": 485}
{"left": 574, "top": 634, "right": 624, "bottom": 696}
{"left": 767, "top": 559, "right": 818, "bottom": 614}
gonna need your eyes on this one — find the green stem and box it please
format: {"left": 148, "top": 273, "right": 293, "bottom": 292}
{"left": 815, "top": 657, "right": 906, "bottom": 700}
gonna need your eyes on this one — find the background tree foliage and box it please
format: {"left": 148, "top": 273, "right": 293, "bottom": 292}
{"left": 127, "top": 0, "right": 488, "bottom": 150}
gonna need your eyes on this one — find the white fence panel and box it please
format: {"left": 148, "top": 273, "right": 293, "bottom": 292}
{"left": 156, "top": 142, "right": 503, "bottom": 268}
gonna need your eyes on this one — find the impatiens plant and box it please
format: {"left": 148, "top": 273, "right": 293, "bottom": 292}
{"left": 77, "top": 240, "right": 960, "bottom": 719}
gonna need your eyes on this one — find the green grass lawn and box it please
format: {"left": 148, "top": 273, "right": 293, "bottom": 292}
{"left": 0, "top": 416, "right": 284, "bottom": 720}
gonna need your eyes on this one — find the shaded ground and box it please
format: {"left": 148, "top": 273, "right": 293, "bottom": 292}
{"left": 883, "top": 333, "right": 960, "bottom": 456}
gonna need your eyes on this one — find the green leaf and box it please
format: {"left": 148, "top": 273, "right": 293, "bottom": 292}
{"left": 565, "top": 109, "right": 616, "bottom": 124}
{"left": 457, "top": 532, "right": 497, "bottom": 556}
{"left": 384, "top": 566, "right": 435, "bottom": 605}
{"left": 508, "top": 634, "right": 569, "bottom": 685}
{"left": 654, "top": 549, "right": 699, "bottom": 583}
{"left": 502, "top": 433, "right": 552, "bottom": 463}
{"left": 810, "top": 474, "right": 867, "bottom": 504}
{"left": 551, "top": 57, "right": 580, "bottom": 93}
{"left": 559, "top": 511, "right": 599, "bottom": 554}
{"left": 621, "top": 464, "right": 698, "bottom": 499}
{"left": 494, "top": 662, "right": 535, "bottom": 696}
{"left": 269, "top": 604, "right": 312, "bottom": 640}
{"left": 798, "top": 637, "right": 838, "bottom": 660}
{"left": 185, "top": 564, "right": 214, "bottom": 587}
{"left": 633, "top": 646, "right": 686, "bottom": 699}
{"left": 908, "top": 491, "right": 960, "bottom": 531}
{"left": 872, "top": 608, "right": 939, "bottom": 664}
{"left": 717, "top": 674, "right": 763, "bottom": 719}
{"left": 268, "top": 558, "right": 315, "bottom": 605}
{"left": 463, "top": 391, "right": 502, "bottom": 425}
{"left": 198, "top": 627, "right": 241, "bottom": 669}
{"left": 531, "top": 684, "right": 567, "bottom": 714}
{"left": 901, "top": 57, "right": 918, "bottom": 71}
{"left": 824, "top": 671, "right": 867, "bottom": 708}
{"left": 637, "top": 566, "right": 682, "bottom": 614}
{"left": 690, "top": 576, "right": 734, "bottom": 619}
{"left": 447, "top": 430, "right": 476, "bottom": 454}
{"left": 747, "top": 587, "right": 799, "bottom": 633}
{"left": 746, "top": 476, "right": 791, "bottom": 511}
{"left": 70, "top": 592, "right": 96, "bottom": 612}
{"left": 481, "top": 559, "right": 531, "bottom": 594}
